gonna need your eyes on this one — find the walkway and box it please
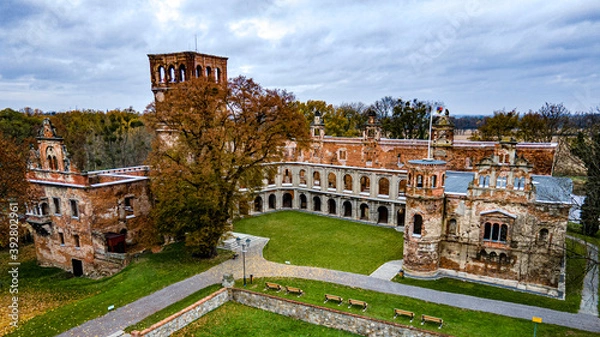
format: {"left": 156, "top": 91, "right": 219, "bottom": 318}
{"left": 60, "top": 235, "right": 600, "bottom": 337}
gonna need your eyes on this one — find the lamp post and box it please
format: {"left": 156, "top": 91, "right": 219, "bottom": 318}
{"left": 236, "top": 237, "right": 251, "bottom": 286}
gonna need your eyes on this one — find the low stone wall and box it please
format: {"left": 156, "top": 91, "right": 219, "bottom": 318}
{"left": 230, "top": 288, "right": 451, "bottom": 337}
{"left": 131, "top": 288, "right": 230, "bottom": 337}
{"left": 132, "top": 288, "right": 452, "bottom": 337}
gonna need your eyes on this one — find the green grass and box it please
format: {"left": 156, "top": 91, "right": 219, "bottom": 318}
{"left": 124, "top": 284, "right": 223, "bottom": 333}
{"left": 1, "top": 243, "right": 233, "bottom": 337}
{"left": 239, "top": 277, "right": 598, "bottom": 337}
{"left": 393, "top": 238, "right": 587, "bottom": 313}
{"left": 172, "top": 301, "right": 359, "bottom": 337}
{"left": 568, "top": 222, "right": 600, "bottom": 248}
{"left": 234, "top": 211, "right": 403, "bottom": 274}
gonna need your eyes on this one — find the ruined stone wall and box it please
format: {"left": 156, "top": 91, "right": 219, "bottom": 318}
{"left": 291, "top": 139, "right": 555, "bottom": 175}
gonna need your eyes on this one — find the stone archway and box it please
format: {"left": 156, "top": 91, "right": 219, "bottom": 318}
{"left": 342, "top": 201, "right": 352, "bottom": 217}
{"left": 377, "top": 206, "right": 388, "bottom": 224}
{"left": 282, "top": 193, "right": 293, "bottom": 208}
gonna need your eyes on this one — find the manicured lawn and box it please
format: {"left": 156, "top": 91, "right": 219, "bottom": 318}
{"left": 240, "top": 277, "right": 598, "bottom": 337}
{"left": 233, "top": 211, "right": 403, "bottom": 275}
{"left": 172, "top": 302, "right": 360, "bottom": 337}
{"left": 0, "top": 243, "right": 233, "bottom": 337}
{"left": 393, "top": 238, "right": 587, "bottom": 313}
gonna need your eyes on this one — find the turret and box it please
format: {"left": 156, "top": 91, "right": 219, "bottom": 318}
{"left": 402, "top": 159, "right": 446, "bottom": 276}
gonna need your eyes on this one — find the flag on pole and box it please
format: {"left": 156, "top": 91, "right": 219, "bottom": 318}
{"left": 437, "top": 106, "right": 443, "bottom": 114}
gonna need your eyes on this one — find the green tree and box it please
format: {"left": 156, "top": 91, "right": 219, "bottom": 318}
{"left": 384, "top": 99, "right": 432, "bottom": 139}
{"left": 572, "top": 111, "right": 600, "bottom": 236}
{"left": 298, "top": 100, "right": 334, "bottom": 130}
{"left": 470, "top": 109, "right": 520, "bottom": 141}
{"left": 518, "top": 103, "right": 571, "bottom": 142}
{"left": 148, "top": 76, "right": 309, "bottom": 256}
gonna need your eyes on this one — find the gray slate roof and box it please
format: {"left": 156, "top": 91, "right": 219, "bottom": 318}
{"left": 444, "top": 171, "right": 573, "bottom": 205}
{"left": 531, "top": 175, "right": 573, "bottom": 204}
{"left": 444, "top": 171, "right": 474, "bottom": 194}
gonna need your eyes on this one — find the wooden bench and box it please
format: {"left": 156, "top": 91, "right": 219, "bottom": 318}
{"left": 393, "top": 308, "right": 414, "bottom": 322}
{"left": 348, "top": 299, "right": 368, "bottom": 312}
{"left": 421, "top": 314, "right": 443, "bottom": 329}
{"left": 264, "top": 282, "right": 282, "bottom": 292}
{"left": 285, "top": 286, "right": 304, "bottom": 297}
{"left": 324, "top": 294, "right": 343, "bottom": 305}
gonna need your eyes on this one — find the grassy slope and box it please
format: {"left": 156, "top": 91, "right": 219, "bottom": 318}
{"left": 0, "top": 243, "right": 232, "bottom": 337}
{"left": 240, "top": 277, "right": 598, "bottom": 337}
{"left": 234, "top": 211, "right": 403, "bottom": 275}
{"left": 172, "top": 302, "right": 360, "bottom": 337}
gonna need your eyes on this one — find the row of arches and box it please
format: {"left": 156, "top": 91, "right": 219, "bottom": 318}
{"left": 283, "top": 169, "right": 408, "bottom": 196}
{"left": 407, "top": 173, "right": 445, "bottom": 188}
{"left": 253, "top": 193, "right": 405, "bottom": 225}
{"left": 157, "top": 64, "right": 222, "bottom": 84}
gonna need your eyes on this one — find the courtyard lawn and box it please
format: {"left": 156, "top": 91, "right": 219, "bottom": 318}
{"left": 0, "top": 243, "right": 233, "bottom": 337}
{"left": 233, "top": 211, "right": 403, "bottom": 275}
{"left": 393, "top": 238, "right": 587, "bottom": 313}
{"left": 239, "top": 277, "right": 598, "bottom": 337}
{"left": 172, "top": 302, "right": 360, "bottom": 337}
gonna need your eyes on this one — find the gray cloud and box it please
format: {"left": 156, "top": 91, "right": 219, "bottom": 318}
{"left": 0, "top": 0, "right": 598, "bottom": 114}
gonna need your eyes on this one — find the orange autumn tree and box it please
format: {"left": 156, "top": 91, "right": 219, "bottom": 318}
{"left": 147, "top": 76, "right": 309, "bottom": 257}
{"left": 0, "top": 132, "right": 30, "bottom": 248}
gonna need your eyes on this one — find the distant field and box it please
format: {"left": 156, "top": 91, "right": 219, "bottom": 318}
{"left": 234, "top": 211, "right": 403, "bottom": 275}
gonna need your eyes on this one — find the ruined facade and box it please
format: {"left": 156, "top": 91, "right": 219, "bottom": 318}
{"left": 26, "top": 119, "right": 152, "bottom": 277}
{"left": 145, "top": 51, "right": 572, "bottom": 297}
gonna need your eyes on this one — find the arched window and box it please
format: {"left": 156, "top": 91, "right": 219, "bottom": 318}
{"left": 397, "top": 208, "right": 405, "bottom": 226}
{"left": 283, "top": 168, "right": 292, "bottom": 184}
{"left": 282, "top": 193, "right": 292, "bottom": 208}
{"left": 268, "top": 194, "right": 276, "bottom": 209}
{"left": 179, "top": 64, "right": 186, "bottom": 82}
{"left": 168, "top": 65, "right": 176, "bottom": 83}
{"left": 343, "top": 174, "right": 352, "bottom": 191}
{"left": 448, "top": 219, "right": 457, "bottom": 235}
{"left": 484, "top": 222, "right": 492, "bottom": 240}
{"left": 328, "top": 172, "right": 336, "bottom": 189}
{"left": 267, "top": 171, "right": 276, "bottom": 185}
{"left": 539, "top": 228, "right": 549, "bottom": 241}
{"left": 313, "top": 196, "right": 321, "bottom": 212}
{"left": 360, "top": 176, "right": 370, "bottom": 193}
{"left": 431, "top": 175, "right": 437, "bottom": 188}
{"left": 378, "top": 178, "right": 389, "bottom": 196}
{"left": 206, "top": 66, "right": 212, "bottom": 78}
{"left": 215, "top": 67, "right": 221, "bottom": 83}
{"left": 53, "top": 156, "right": 59, "bottom": 171}
{"left": 195, "top": 65, "right": 202, "bottom": 77}
{"left": 499, "top": 253, "right": 508, "bottom": 264}
{"left": 377, "top": 206, "right": 388, "bottom": 224}
{"left": 158, "top": 66, "right": 166, "bottom": 83}
{"left": 299, "top": 194, "right": 307, "bottom": 209}
{"left": 360, "top": 203, "right": 369, "bottom": 220}
{"left": 489, "top": 252, "right": 497, "bottom": 262}
{"left": 514, "top": 177, "right": 525, "bottom": 190}
{"left": 416, "top": 175, "right": 423, "bottom": 188}
{"left": 343, "top": 201, "right": 352, "bottom": 217}
{"left": 500, "top": 224, "right": 508, "bottom": 242}
{"left": 254, "top": 196, "right": 263, "bottom": 212}
{"left": 398, "top": 179, "right": 407, "bottom": 195}
{"left": 491, "top": 223, "right": 500, "bottom": 241}
{"left": 299, "top": 170, "right": 307, "bottom": 185}
{"left": 328, "top": 199, "right": 336, "bottom": 214}
{"left": 496, "top": 176, "right": 506, "bottom": 188}
{"left": 479, "top": 249, "right": 487, "bottom": 260}
{"left": 313, "top": 171, "right": 321, "bottom": 187}
{"left": 413, "top": 214, "right": 423, "bottom": 235}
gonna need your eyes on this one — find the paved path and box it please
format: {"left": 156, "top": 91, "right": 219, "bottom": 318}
{"left": 579, "top": 241, "right": 599, "bottom": 316}
{"left": 60, "top": 235, "right": 600, "bottom": 337}
{"left": 369, "top": 259, "right": 403, "bottom": 280}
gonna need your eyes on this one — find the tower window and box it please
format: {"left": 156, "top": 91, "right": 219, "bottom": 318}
{"left": 413, "top": 214, "right": 423, "bottom": 236}
{"left": 70, "top": 200, "right": 79, "bottom": 218}
{"left": 53, "top": 197, "right": 61, "bottom": 215}
{"left": 74, "top": 234, "right": 80, "bottom": 248}
{"left": 59, "top": 232, "right": 65, "bottom": 246}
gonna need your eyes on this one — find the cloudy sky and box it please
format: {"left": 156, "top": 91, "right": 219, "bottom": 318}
{"left": 1, "top": 0, "right": 599, "bottom": 115}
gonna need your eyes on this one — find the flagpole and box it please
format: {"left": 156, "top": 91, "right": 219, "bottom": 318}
{"left": 427, "top": 106, "right": 433, "bottom": 160}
